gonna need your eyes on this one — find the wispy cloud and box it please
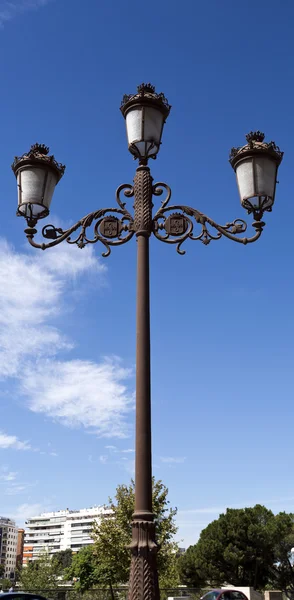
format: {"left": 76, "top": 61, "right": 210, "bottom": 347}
{"left": 0, "top": 0, "right": 53, "bottom": 27}
{"left": 178, "top": 496, "right": 294, "bottom": 518}
{"left": 99, "top": 455, "right": 108, "bottom": 464}
{"left": 0, "top": 432, "right": 31, "bottom": 451}
{"left": 178, "top": 506, "right": 225, "bottom": 515}
{"left": 97, "top": 444, "right": 135, "bottom": 474}
{"left": 160, "top": 456, "right": 186, "bottom": 464}
{"left": 5, "top": 483, "right": 32, "bottom": 496}
{"left": 21, "top": 357, "right": 133, "bottom": 437}
{"left": 122, "top": 458, "right": 135, "bottom": 476}
{"left": 104, "top": 445, "right": 134, "bottom": 454}
{"left": 0, "top": 469, "right": 17, "bottom": 481}
{"left": 0, "top": 468, "right": 37, "bottom": 497}
{"left": 11, "top": 502, "right": 50, "bottom": 524}
{"left": 0, "top": 240, "right": 133, "bottom": 439}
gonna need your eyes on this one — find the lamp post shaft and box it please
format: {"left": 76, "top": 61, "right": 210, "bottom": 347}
{"left": 128, "top": 166, "right": 160, "bottom": 600}
{"left": 135, "top": 232, "right": 152, "bottom": 516}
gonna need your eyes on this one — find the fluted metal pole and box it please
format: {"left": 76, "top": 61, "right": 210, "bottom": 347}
{"left": 128, "top": 165, "right": 160, "bottom": 600}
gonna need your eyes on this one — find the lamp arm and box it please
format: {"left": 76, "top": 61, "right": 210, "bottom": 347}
{"left": 24, "top": 184, "right": 135, "bottom": 257}
{"left": 152, "top": 182, "right": 264, "bottom": 255}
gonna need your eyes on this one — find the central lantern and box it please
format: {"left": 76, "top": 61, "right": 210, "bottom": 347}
{"left": 120, "top": 83, "right": 171, "bottom": 161}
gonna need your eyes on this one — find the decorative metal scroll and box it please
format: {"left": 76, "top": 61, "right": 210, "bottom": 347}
{"left": 152, "top": 182, "right": 264, "bottom": 255}
{"left": 25, "top": 184, "right": 135, "bottom": 257}
{"left": 24, "top": 177, "right": 265, "bottom": 257}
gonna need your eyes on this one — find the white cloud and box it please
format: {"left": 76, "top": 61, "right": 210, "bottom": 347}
{"left": 11, "top": 503, "right": 50, "bottom": 525}
{"left": 0, "top": 240, "right": 106, "bottom": 379}
{"left": 160, "top": 456, "right": 186, "bottom": 464}
{"left": 0, "top": 0, "right": 53, "bottom": 27}
{"left": 0, "top": 240, "right": 69, "bottom": 378}
{"left": 0, "top": 239, "right": 133, "bottom": 439}
{"left": 40, "top": 239, "right": 107, "bottom": 279}
{"left": 99, "top": 455, "right": 108, "bottom": 464}
{"left": 0, "top": 470, "right": 17, "bottom": 481}
{"left": 122, "top": 458, "right": 135, "bottom": 476}
{"left": 0, "top": 432, "right": 31, "bottom": 451}
{"left": 98, "top": 444, "right": 135, "bottom": 474}
{"left": 21, "top": 357, "right": 133, "bottom": 437}
{"left": 178, "top": 507, "right": 225, "bottom": 515}
{"left": 104, "top": 445, "right": 134, "bottom": 454}
{"left": 5, "top": 484, "right": 28, "bottom": 495}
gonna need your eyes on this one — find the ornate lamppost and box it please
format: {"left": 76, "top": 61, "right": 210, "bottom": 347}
{"left": 12, "top": 83, "right": 283, "bottom": 600}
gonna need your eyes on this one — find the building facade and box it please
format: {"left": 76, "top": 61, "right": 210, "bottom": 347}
{"left": 16, "top": 529, "right": 24, "bottom": 570}
{"left": 23, "top": 507, "right": 111, "bottom": 565}
{"left": 0, "top": 517, "right": 18, "bottom": 580}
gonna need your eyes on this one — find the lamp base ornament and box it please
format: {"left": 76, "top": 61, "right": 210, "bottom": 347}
{"left": 128, "top": 517, "right": 160, "bottom": 600}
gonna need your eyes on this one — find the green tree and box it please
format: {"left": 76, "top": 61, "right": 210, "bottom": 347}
{"left": 19, "top": 552, "right": 59, "bottom": 591}
{"left": 52, "top": 549, "right": 73, "bottom": 572}
{"left": 267, "top": 515, "right": 294, "bottom": 598}
{"left": 66, "top": 546, "right": 101, "bottom": 592}
{"left": 179, "top": 505, "right": 293, "bottom": 590}
{"left": 0, "top": 578, "right": 10, "bottom": 591}
{"left": 178, "top": 545, "right": 206, "bottom": 588}
{"left": 68, "top": 479, "right": 179, "bottom": 590}
{"left": 0, "top": 565, "right": 5, "bottom": 578}
{"left": 93, "top": 479, "right": 179, "bottom": 587}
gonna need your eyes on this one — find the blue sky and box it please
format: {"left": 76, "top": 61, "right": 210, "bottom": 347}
{"left": 1, "top": 0, "right": 294, "bottom": 550}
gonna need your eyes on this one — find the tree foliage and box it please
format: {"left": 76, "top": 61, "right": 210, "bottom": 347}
{"left": 93, "top": 478, "right": 179, "bottom": 587}
{"left": 52, "top": 549, "right": 73, "bottom": 572}
{"left": 0, "top": 578, "right": 10, "bottom": 591}
{"left": 65, "top": 546, "right": 101, "bottom": 592}
{"left": 19, "top": 552, "right": 59, "bottom": 591}
{"left": 178, "top": 545, "right": 206, "bottom": 589}
{"left": 68, "top": 478, "right": 179, "bottom": 589}
{"left": 179, "top": 505, "right": 293, "bottom": 590}
{"left": 267, "top": 517, "right": 294, "bottom": 597}
{"left": 19, "top": 550, "right": 73, "bottom": 591}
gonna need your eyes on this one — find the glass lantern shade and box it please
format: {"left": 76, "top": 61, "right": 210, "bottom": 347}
{"left": 125, "top": 105, "right": 166, "bottom": 160}
{"left": 230, "top": 132, "right": 283, "bottom": 216}
{"left": 12, "top": 144, "right": 65, "bottom": 223}
{"left": 121, "top": 84, "right": 171, "bottom": 161}
{"left": 235, "top": 154, "right": 278, "bottom": 212}
{"left": 17, "top": 165, "right": 59, "bottom": 220}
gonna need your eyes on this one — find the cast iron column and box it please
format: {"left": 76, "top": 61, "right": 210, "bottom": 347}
{"left": 128, "top": 164, "right": 160, "bottom": 600}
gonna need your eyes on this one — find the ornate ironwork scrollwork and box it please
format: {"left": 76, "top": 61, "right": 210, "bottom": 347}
{"left": 23, "top": 171, "right": 265, "bottom": 257}
{"left": 25, "top": 183, "right": 135, "bottom": 257}
{"left": 152, "top": 182, "right": 264, "bottom": 255}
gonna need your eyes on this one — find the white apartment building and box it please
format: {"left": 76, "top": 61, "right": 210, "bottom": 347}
{"left": 23, "top": 506, "right": 111, "bottom": 565}
{"left": 0, "top": 517, "right": 18, "bottom": 580}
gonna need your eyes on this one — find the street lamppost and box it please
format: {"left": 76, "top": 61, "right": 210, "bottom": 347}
{"left": 12, "top": 83, "right": 283, "bottom": 600}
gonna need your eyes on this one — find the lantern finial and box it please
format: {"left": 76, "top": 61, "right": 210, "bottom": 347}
{"left": 246, "top": 131, "right": 265, "bottom": 143}
{"left": 29, "top": 143, "right": 50, "bottom": 156}
{"left": 137, "top": 83, "right": 156, "bottom": 94}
